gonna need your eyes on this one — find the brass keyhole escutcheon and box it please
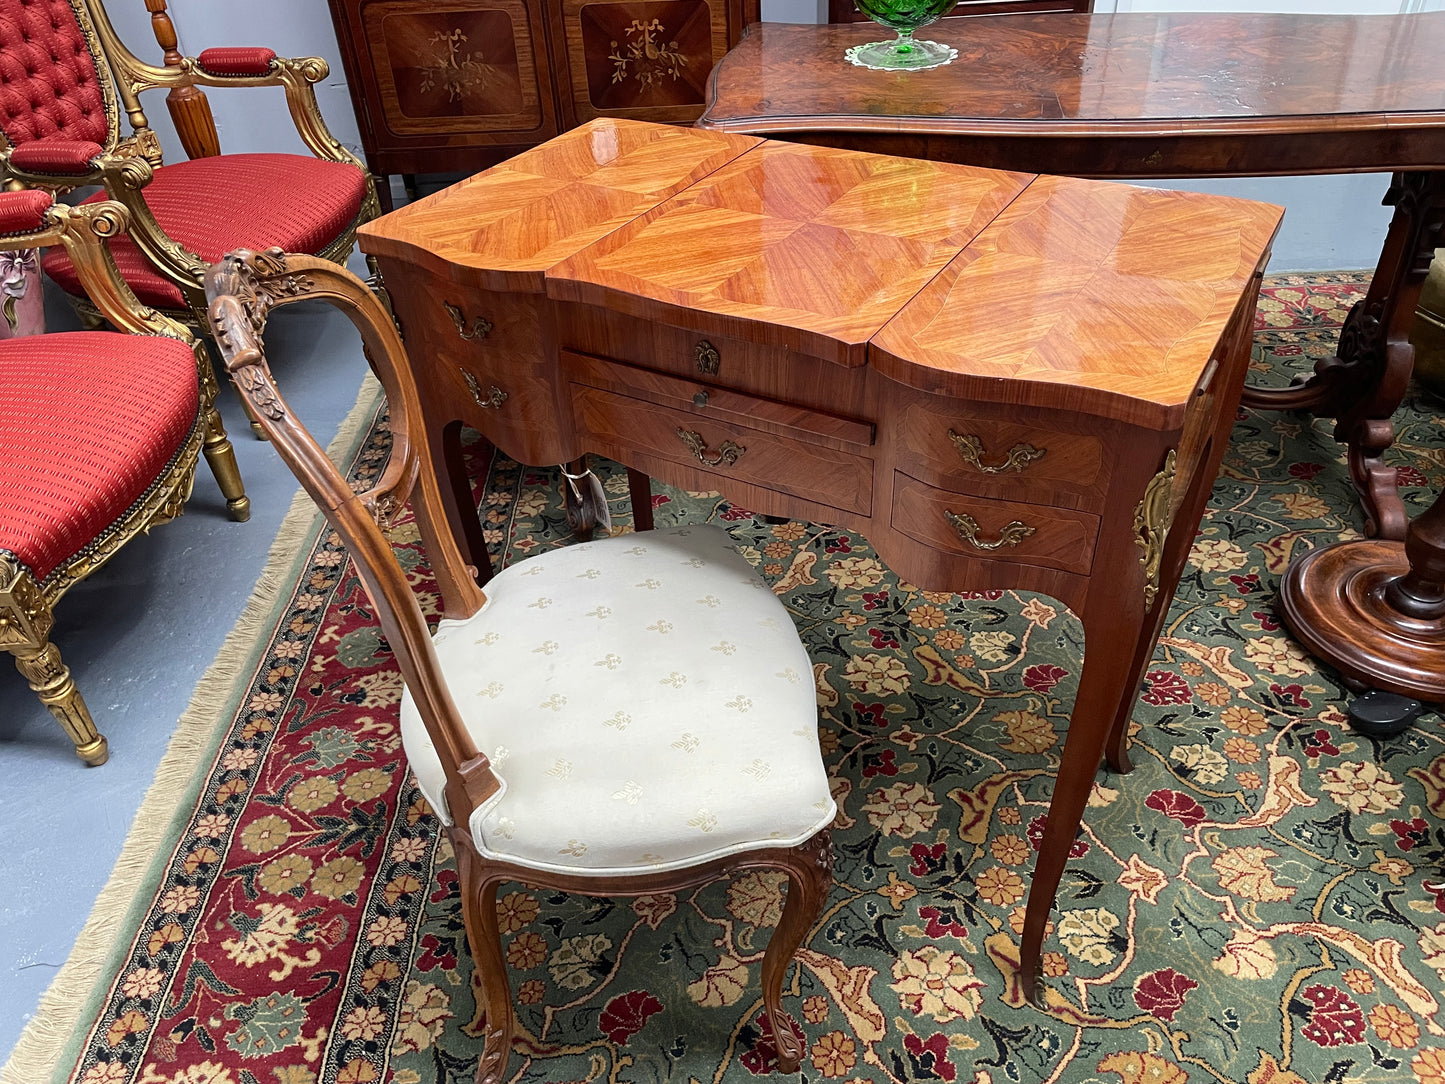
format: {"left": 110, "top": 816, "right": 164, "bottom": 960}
{"left": 695, "top": 340, "right": 720, "bottom": 376}
{"left": 945, "top": 510, "right": 1035, "bottom": 551}
{"left": 676, "top": 427, "right": 744, "bottom": 468}
{"left": 947, "top": 430, "right": 1046, "bottom": 474}
{"left": 446, "top": 302, "right": 493, "bottom": 342}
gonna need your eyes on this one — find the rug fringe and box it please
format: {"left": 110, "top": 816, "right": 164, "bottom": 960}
{"left": 1, "top": 374, "right": 385, "bottom": 1084}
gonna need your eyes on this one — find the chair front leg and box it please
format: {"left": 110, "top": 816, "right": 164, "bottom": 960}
{"left": 10, "top": 637, "right": 107, "bottom": 766}
{"left": 760, "top": 831, "right": 834, "bottom": 1074}
{"left": 202, "top": 404, "right": 250, "bottom": 520}
{"left": 455, "top": 835, "right": 515, "bottom": 1084}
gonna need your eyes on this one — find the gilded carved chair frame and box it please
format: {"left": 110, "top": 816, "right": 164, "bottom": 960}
{"left": 0, "top": 198, "right": 245, "bottom": 765}
{"left": 0, "top": 0, "right": 382, "bottom": 331}
{"left": 205, "top": 248, "right": 835, "bottom": 1083}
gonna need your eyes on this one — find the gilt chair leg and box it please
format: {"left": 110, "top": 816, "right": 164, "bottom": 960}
{"left": 202, "top": 405, "right": 250, "bottom": 521}
{"left": 11, "top": 639, "right": 108, "bottom": 765}
{"left": 760, "top": 833, "right": 834, "bottom": 1073}
{"left": 456, "top": 843, "right": 515, "bottom": 1084}
{"left": 235, "top": 386, "right": 267, "bottom": 440}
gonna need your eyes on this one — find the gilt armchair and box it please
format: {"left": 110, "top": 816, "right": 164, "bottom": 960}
{"left": 205, "top": 248, "right": 836, "bottom": 1081}
{"left": 0, "top": 190, "right": 247, "bottom": 764}
{"left": 0, "top": 0, "right": 379, "bottom": 331}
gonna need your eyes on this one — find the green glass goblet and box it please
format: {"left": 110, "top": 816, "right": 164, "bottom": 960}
{"left": 845, "top": 0, "right": 958, "bottom": 70}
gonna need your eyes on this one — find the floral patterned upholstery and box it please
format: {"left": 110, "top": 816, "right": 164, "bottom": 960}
{"left": 0, "top": 330, "right": 200, "bottom": 581}
{"left": 41, "top": 152, "right": 369, "bottom": 309}
{"left": 400, "top": 525, "right": 837, "bottom": 877}
{"left": 0, "top": 0, "right": 109, "bottom": 146}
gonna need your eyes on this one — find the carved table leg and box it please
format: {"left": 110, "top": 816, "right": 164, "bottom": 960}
{"left": 627, "top": 467, "right": 654, "bottom": 532}
{"left": 1241, "top": 170, "right": 1445, "bottom": 540}
{"left": 415, "top": 419, "right": 494, "bottom": 619}
{"left": 1279, "top": 482, "right": 1445, "bottom": 716}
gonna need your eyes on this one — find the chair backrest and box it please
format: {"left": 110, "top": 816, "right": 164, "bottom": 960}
{"left": 0, "top": 0, "right": 119, "bottom": 150}
{"left": 204, "top": 248, "right": 502, "bottom": 824}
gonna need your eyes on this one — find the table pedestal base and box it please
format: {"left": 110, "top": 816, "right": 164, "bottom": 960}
{"left": 1280, "top": 538, "right": 1445, "bottom": 707}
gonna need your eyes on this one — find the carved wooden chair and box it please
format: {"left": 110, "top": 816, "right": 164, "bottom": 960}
{"left": 0, "top": 0, "right": 379, "bottom": 333}
{"left": 0, "top": 191, "right": 247, "bottom": 764}
{"left": 205, "top": 248, "right": 836, "bottom": 1081}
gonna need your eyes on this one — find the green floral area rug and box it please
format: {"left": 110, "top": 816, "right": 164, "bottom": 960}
{"left": 18, "top": 272, "right": 1445, "bottom": 1084}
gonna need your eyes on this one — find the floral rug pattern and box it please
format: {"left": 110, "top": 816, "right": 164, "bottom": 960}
{"left": 56, "top": 272, "right": 1445, "bottom": 1084}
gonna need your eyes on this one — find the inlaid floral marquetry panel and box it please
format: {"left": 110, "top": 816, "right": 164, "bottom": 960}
{"left": 562, "top": 0, "right": 728, "bottom": 124}
{"left": 362, "top": 0, "right": 548, "bottom": 135}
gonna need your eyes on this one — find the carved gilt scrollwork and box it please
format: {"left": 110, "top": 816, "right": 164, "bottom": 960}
{"left": 676, "top": 428, "right": 745, "bottom": 468}
{"left": 1133, "top": 449, "right": 1177, "bottom": 610}
{"left": 944, "top": 511, "right": 1035, "bottom": 551}
{"left": 0, "top": 554, "right": 50, "bottom": 648}
{"left": 946, "top": 430, "right": 1047, "bottom": 475}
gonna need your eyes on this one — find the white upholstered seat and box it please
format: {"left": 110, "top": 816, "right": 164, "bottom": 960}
{"left": 400, "top": 524, "right": 836, "bottom": 877}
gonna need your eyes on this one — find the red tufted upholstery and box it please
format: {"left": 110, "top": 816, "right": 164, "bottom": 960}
{"left": 42, "top": 152, "right": 368, "bottom": 309}
{"left": 0, "top": 331, "right": 200, "bottom": 582}
{"left": 0, "top": 186, "right": 49, "bottom": 232}
{"left": 195, "top": 47, "right": 276, "bottom": 76}
{"left": 0, "top": 0, "right": 109, "bottom": 147}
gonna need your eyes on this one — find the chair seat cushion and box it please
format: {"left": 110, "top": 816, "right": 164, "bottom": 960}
{"left": 400, "top": 525, "right": 836, "bottom": 877}
{"left": 0, "top": 331, "right": 199, "bottom": 581}
{"left": 42, "top": 153, "right": 368, "bottom": 310}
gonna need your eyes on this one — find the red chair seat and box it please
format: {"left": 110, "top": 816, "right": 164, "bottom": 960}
{"left": 42, "top": 152, "right": 368, "bottom": 310}
{"left": 0, "top": 332, "right": 199, "bottom": 581}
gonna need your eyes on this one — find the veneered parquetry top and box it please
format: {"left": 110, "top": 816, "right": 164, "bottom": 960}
{"left": 359, "top": 119, "right": 1282, "bottom": 428}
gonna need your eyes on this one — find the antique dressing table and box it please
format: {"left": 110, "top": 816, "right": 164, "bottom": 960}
{"left": 699, "top": 13, "right": 1445, "bottom": 543}
{"left": 356, "top": 118, "right": 1282, "bottom": 1003}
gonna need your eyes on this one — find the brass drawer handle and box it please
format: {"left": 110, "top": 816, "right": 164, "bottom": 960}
{"left": 461, "top": 370, "right": 507, "bottom": 409}
{"left": 695, "top": 339, "right": 720, "bottom": 376}
{"left": 945, "top": 510, "right": 1036, "bottom": 551}
{"left": 947, "top": 430, "right": 1046, "bottom": 474}
{"left": 446, "top": 302, "right": 493, "bottom": 342}
{"left": 676, "top": 428, "right": 744, "bottom": 468}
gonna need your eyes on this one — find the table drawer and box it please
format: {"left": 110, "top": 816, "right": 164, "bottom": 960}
{"left": 892, "top": 471, "right": 1098, "bottom": 575}
{"left": 561, "top": 306, "right": 873, "bottom": 417}
{"left": 894, "top": 398, "right": 1109, "bottom": 510}
{"left": 572, "top": 384, "right": 875, "bottom": 515}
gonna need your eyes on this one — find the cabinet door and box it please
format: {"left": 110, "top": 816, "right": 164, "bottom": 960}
{"left": 549, "top": 0, "right": 741, "bottom": 126}
{"left": 358, "top": 0, "right": 559, "bottom": 145}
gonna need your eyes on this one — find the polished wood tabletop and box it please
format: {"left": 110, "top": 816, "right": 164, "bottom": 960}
{"left": 359, "top": 118, "right": 1282, "bottom": 1009}
{"left": 699, "top": 14, "right": 1445, "bottom": 176}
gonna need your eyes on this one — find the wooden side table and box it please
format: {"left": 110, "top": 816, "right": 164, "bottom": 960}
{"left": 358, "top": 118, "right": 1282, "bottom": 1003}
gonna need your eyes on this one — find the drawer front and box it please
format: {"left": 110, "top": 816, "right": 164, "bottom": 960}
{"left": 560, "top": 306, "right": 872, "bottom": 417}
{"left": 892, "top": 472, "right": 1099, "bottom": 576}
{"left": 384, "top": 267, "right": 570, "bottom": 464}
{"left": 553, "top": 0, "right": 733, "bottom": 126}
{"left": 360, "top": 0, "right": 557, "bottom": 142}
{"left": 895, "top": 398, "right": 1109, "bottom": 510}
{"left": 573, "top": 384, "right": 875, "bottom": 515}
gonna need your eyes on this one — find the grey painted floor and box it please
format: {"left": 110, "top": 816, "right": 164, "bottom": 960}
{"left": 0, "top": 173, "right": 1399, "bottom": 1064}
{"left": 0, "top": 264, "right": 373, "bottom": 1062}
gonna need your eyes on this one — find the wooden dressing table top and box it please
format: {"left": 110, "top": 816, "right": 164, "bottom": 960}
{"left": 362, "top": 119, "right": 1281, "bottom": 427}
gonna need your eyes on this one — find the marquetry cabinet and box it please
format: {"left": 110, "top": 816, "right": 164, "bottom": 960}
{"left": 325, "top": 0, "right": 757, "bottom": 206}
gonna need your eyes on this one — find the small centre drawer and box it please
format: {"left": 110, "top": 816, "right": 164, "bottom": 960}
{"left": 569, "top": 375, "right": 876, "bottom": 516}
{"left": 892, "top": 472, "right": 1099, "bottom": 576}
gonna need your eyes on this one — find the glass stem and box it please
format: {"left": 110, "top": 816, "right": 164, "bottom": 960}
{"left": 895, "top": 28, "right": 914, "bottom": 54}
